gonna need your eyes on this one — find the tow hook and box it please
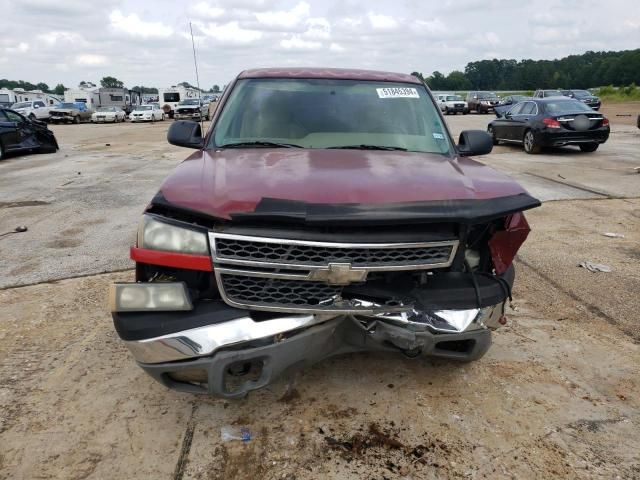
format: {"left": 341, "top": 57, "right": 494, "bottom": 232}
{"left": 402, "top": 347, "right": 423, "bottom": 358}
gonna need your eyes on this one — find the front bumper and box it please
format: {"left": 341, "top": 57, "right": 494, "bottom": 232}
{"left": 50, "top": 115, "right": 73, "bottom": 122}
{"left": 139, "top": 317, "right": 493, "bottom": 398}
{"left": 174, "top": 112, "right": 201, "bottom": 120}
{"left": 114, "top": 294, "right": 506, "bottom": 397}
{"left": 92, "top": 117, "right": 117, "bottom": 123}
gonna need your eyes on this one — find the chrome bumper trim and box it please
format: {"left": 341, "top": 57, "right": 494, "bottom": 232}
{"left": 123, "top": 302, "right": 505, "bottom": 364}
{"left": 124, "top": 312, "right": 337, "bottom": 364}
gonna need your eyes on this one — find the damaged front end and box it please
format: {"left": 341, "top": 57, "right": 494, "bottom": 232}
{"left": 111, "top": 195, "right": 537, "bottom": 398}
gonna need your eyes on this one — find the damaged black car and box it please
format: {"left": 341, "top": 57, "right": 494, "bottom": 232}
{"left": 0, "top": 108, "right": 59, "bottom": 160}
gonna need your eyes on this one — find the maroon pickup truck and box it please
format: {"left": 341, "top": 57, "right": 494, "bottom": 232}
{"left": 110, "top": 68, "right": 540, "bottom": 398}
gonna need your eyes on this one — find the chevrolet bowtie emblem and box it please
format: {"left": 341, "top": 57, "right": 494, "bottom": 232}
{"left": 308, "top": 263, "right": 368, "bottom": 285}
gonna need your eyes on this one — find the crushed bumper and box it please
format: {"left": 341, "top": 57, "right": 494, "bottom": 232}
{"left": 138, "top": 317, "right": 493, "bottom": 398}
{"left": 115, "top": 299, "right": 503, "bottom": 398}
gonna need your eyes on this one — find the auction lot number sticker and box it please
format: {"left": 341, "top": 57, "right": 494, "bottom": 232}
{"left": 376, "top": 87, "right": 420, "bottom": 99}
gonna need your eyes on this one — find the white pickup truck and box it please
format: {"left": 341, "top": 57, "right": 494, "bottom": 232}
{"left": 11, "top": 100, "right": 57, "bottom": 121}
{"left": 435, "top": 94, "right": 469, "bottom": 115}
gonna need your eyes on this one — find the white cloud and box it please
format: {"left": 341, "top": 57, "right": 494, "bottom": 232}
{"left": 368, "top": 13, "right": 398, "bottom": 30}
{"left": 280, "top": 36, "right": 322, "bottom": 50}
{"left": 255, "top": 1, "right": 310, "bottom": 29}
{"left": 190, "top": 2, "right": 225, "bottom": 19}
{"left": 304, "top": 17, "right": 331, "bottom": 39}
{"left": 5, "top": 42, "right": 30, "bottom": 54}
{"left": 0, "top": 0, "right": 638, "bottom": 91}
{"left": 485, "top": 32, "right": 500, "bottom": 46}
{"left": 109, "top": 10, "right": 173, "bottom": 38}
{"left": 411, "top": 19, "right": 447, "bottom": 36}
{"left": 198, "top": 21, "right": 263, "bottom": 44}
{"left": 75, "top": 54, "right": 108, "bottom": 66}
{"left": 36, "top": 31, "right": 84, "bottom": 46}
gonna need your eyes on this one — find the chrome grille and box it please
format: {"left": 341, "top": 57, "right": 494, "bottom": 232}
{"left": 210, "top": 232, "right": 459, "bottom": 313}
{"left": 222, "top": 274, "right": 341, "bottom": 309}
{"left": 214, "top": 237, "right": 453, "bottom": 268}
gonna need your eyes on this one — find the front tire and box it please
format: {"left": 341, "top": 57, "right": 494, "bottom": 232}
{"left": 73, "top": 115, "right": 80, "bottom": 124}
{"left": 579, "top": 143, "right": 599, "bottom": 152}
{"left": 29, "top": 113, "right": 36, "bottom": 121}
{"left": 0, "top": 142, "right": 4, "bottom": 160}
{"left": 523, "top": 130, "right": 541, "bottom": 154}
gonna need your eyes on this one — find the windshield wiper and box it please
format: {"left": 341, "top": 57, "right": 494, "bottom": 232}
{"left": 218, "top": 141, "right": 303, "bottom": 149}
{"left": 327, "top": 144, "right": 408, "bottom": 151}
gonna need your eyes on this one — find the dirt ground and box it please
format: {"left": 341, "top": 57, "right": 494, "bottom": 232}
{"left": 600, "top": 101, "right": 640, "bottom": 126}
{"left": 0, "top": 103, "right": 639, "bottom": 479}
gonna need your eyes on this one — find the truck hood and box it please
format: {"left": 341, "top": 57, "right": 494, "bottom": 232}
{"left": 50, "top": 109, "right": 75, "bottom": 113}
{"left": 154, "top": 149, "right": 538, "bottom": 224}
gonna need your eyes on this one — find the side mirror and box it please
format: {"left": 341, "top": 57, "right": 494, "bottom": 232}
{"left": 168, "top": 120, "right": 204, "bottom": 149}
{"left": 34, "top": 105, "right": 40, "bottom": 109}
{"left": 457, "top": 130, "right": 493, "bottom": 157}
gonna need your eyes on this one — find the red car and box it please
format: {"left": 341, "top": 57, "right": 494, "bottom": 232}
{"left": 110, "top": 68, "right": 540, "bottom": 397}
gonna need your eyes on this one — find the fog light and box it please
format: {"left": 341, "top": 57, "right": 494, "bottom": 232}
{"left": 109, "top": 282, "right": 193, "bottom": 312}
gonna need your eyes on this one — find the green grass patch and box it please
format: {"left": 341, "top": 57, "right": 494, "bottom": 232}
{"left": 594, "top": 84, "right": 640, "bottom": 102}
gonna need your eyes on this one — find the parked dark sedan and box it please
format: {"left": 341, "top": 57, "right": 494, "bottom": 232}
{"left": 0, "top": 108, "right": 59, "bottom": 160}
{"left": 563, "top": 89, "right": 601, "bottom": 110}
{"left": 498, "top": 95, "right": 528, "bottom": 106}
{"left": 487, "top": 98, "right": 609, "bottom": 154}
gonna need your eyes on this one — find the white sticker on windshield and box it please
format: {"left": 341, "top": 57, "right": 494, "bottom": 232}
{"left": 433, "top": 133, "right": 445, "bottom": 140}
{"left": 376, "top": 87, "right": 419, "bottom": 99}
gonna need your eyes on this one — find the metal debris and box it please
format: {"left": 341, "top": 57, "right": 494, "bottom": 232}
{"left": 579, "top": 261, "right": 612, "bottom": 273}
{"left": 602, "top": 232, "right": 625, "bottom": 238}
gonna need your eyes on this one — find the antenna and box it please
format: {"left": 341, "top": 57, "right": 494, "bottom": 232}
{"left": 189, "top": 21, "right": 205, "bottom": 132}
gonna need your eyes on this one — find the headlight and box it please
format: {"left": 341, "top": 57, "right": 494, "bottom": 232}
{"left": 109, "top": 282, "right": 193, "bottom": 312}
{"left": 138, "top": 215, "right": 208, "bottom": 254}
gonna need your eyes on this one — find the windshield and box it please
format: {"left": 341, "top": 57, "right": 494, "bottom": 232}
{"left": 544, "top": 100, "right": 593, "bottom": 113}
{"left": 544, "top": 90, "right": 564, "bottom": 97}
{"left": 163, "top": 92, "right": 180, "bottom": 102}
{"left": 571, "top": 90, "right": 591, "bottom": 98}
{"left": 96, "top": 107, "right": 117, "bottom": 112}
{"left": 136, "top": 106, "right": 153, "bottom": 111}
{"left": 446, "top": 95, "right": 463, "bottom": 101}
{"left": 212, "top": 78, "right": 453, "bottom": 155}
{"left": 178, "top": 99, "right": 200, "bottom": 105}
{"left": 11, "top": 102, "right": 31, "bottom": 109}
{"left": 477, "top": 92, "right": 498, "bottom": 99}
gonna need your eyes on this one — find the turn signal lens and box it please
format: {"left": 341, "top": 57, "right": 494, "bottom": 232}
{"left": 542, "top": 117, "right": 561, "bottom": 129}
{"left": 488, "top": 213, "right": 531, "bottom": 274}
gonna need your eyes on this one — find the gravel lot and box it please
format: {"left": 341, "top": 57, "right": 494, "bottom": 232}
{"left": 1, "top": 106, "right": 639, "bottom": 479}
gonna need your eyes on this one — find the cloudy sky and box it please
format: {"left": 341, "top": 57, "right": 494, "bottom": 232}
{"left": 1, "top": 0, "right": 638, "bottom": 89}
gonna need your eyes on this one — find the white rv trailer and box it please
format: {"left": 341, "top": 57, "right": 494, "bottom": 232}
{"left": 0, "top": 88, "right": 62, "bottom": 107}
{"left": 158, "top": 85, "right": 201, "bottom": 118}
{"left": 64, "top": 87, "right": 100, "bottom": 109}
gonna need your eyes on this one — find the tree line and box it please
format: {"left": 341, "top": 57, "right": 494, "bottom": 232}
{"left": 413, "top": 48, "right": 640, "bottom": 91}
{"left": 0, "top": 76, "right": 222, "bottom": 95}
